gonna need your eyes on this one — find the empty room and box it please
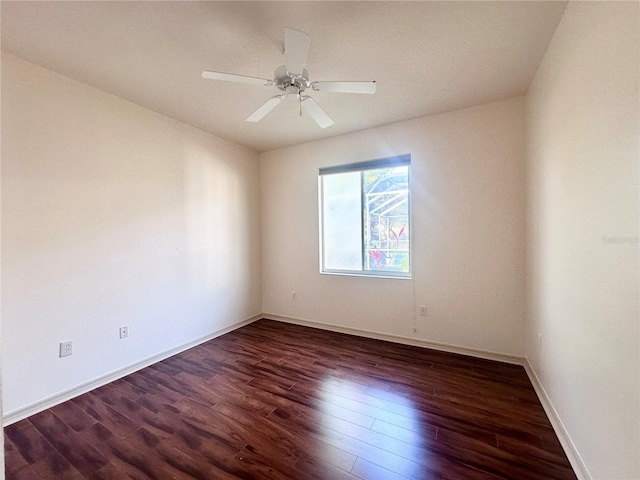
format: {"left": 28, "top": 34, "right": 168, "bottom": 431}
{"left": 1, "top": 1, "right": 638, "bottom": 479}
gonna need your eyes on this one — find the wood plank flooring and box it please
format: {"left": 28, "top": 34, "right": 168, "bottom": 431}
{"left": 4, "top": 319, "right": 577, "bottom": 479}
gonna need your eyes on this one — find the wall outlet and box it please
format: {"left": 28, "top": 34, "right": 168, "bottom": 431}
{"left": 292, "top": 291, "right": 297, "bottom": 301}
{"left": 119, "top": 325, "right": 129, "bottom": 339}
{"left": 59, "top": 341, "right": 73, "bottom": 357}
{"left": 419, "top": 306, "right": 427, "bottom": 316}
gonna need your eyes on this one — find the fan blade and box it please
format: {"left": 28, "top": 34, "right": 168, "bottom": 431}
{"left": 202, "top": 71, "right": 272, "bottom": 86}
{"left": 284, "top": 28, "right": 310, "bottom": 76}
{"left": 301, "top": 96, "right": 334, "bottom": 129}
{"left": 246, "top": 95, "right": 284, "bottom": 123}
{"left": 311, "top": 81, "right": 377, "bottom": 94}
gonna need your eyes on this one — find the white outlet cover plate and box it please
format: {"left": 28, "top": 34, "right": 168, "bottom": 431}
{"left": 60, "top": 341, "right": 73, "bottom": 357}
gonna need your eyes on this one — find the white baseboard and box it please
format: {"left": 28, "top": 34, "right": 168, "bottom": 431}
{"left": 2, "top": 314, "right": 262, "bottom": 426}
{"left": 262, "top": 313, "right": 524, "bottom": 365}
{"left": 523, "top": 358, "right": 592, "bottom": 480}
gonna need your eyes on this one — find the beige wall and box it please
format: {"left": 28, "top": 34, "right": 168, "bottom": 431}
{"left": 526, "top": 2, "right": 639, "bottom": 478}
{"left": 261, "top": 97, "right": 527, "bottom": 357}
{"left": 1, "top": 54, "right": 262, "bottom": 416}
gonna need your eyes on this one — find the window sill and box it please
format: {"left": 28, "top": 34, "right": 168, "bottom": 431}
{"left": 320, "top": 271, "right": 411, "bottom": 280}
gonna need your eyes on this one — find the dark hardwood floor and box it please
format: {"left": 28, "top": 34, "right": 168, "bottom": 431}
{"left": 4, "top": 319, "right": 577, "bottom": 479}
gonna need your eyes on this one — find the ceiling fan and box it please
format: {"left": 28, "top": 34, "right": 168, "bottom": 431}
{"left": 201, "top": 28, "right": 377, "bottom": 128}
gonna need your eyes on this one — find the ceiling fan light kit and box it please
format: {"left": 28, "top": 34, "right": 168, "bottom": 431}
{"left": 202, "top": 28, "right": 376, "bottom": 128}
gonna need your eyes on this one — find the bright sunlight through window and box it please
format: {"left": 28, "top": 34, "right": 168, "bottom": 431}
{"left": 319, "top": 155, "right": 410, "bottom": 278}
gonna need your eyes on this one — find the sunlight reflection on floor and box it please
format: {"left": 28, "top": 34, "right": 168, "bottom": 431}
{"left": 316, "top": 376, "right": 430, "bottom": 479}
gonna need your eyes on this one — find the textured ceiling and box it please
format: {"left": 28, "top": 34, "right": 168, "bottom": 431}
{"left": 1, "top": 1, "right": 567, "bottom": 152}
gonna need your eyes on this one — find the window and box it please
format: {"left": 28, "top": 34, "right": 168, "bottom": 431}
{"left": 319, "top": 155, "right": 410, "bottom": 278}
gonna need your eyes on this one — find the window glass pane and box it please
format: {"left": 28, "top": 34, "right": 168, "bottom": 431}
{"left": 322, "top": 172, "right": 363, "bottom": 270}
{"left": 319, "top": 155, "right": 410, "bottom": 278}
{"left": 363, "top": 166, "right": 410, "bottom": 273}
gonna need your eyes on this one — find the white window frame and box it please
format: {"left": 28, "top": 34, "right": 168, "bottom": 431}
{"left": 318, "top": 154, "right": 411, "bottom": 279}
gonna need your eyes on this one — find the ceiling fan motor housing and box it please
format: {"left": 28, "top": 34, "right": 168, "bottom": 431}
{"left": 274, "top": 65, "right": 310, "bottom": 94}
